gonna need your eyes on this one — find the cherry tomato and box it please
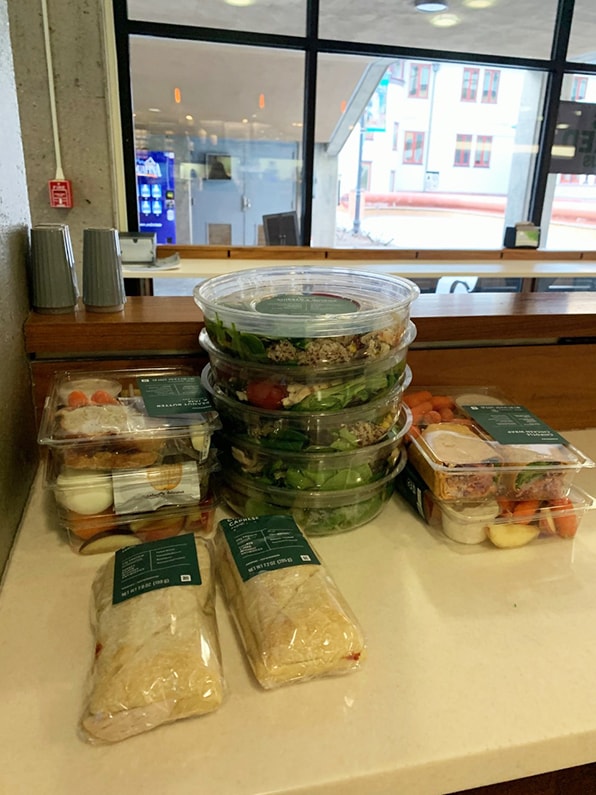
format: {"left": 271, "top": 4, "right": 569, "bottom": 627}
{"left": 90, "top": 389, "right": 119, "bottom": 405}
{"left": 245, "top": 381, "right": 288, "bottom": 410}
{"left": 67, "top": 390, "right": 90, "bottom": 408}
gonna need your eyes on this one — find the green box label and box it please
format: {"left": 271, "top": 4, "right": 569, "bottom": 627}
{"left": 138, "top": 376, "right": 213, "bottom": 416}
{"left": 461, "top": 404, "right": 566, "bottom": 445}
{"left": 112, "top": 533, "right": 201, "bottom": 604}
{"left": 219, "top": 515, "right": 320, "bottom": 582}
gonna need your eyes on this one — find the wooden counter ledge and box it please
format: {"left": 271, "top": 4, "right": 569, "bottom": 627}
{"left": 23, "top": 292, "right": 596, "bottom": 430}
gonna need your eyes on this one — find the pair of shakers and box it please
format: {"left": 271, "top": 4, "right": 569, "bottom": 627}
{"left": 28, "top": 225, "right": 126, "bottom": 313}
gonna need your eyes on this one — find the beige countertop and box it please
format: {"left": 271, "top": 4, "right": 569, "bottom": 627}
{"left": 122, "top": 256, "right": 596, "bottom": 282}
{"left": 1, "top": 430, "right": 596, "bottom": 795}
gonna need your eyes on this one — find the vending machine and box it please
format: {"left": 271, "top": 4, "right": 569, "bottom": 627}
{"left": 136, "top": 150, "right": 176, "bottom": 244}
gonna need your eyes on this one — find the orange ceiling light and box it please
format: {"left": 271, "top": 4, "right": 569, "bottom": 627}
{"left": 259, "top": 93, "right": 266, "bottom": 109}
{"left": 174, "top": 87, "right": 182, "bottom": 103}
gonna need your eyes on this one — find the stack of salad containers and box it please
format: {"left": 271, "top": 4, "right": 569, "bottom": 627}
{"left": 397, "top": 385, "right": 596, "bottom": 548}
{"left": 194, "top": 266, "right": 419, "bottom": 535}
{"left": 37, "top": 366, "right": 221, "bottom": 553}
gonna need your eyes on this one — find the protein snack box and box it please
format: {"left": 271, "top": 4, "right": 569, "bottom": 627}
{"left": 403, "top": 386, "right": 594, "bottom": 502}
{"left": 37, "top": 366, "right": 221, "bottom": 469}
{"left": 193, "top": 266, "right": 419, "bottom": 365}
{"left": 396, "top": 461, "right": 596, "bottom": 548}
{"left": 44, "top": 451, "right": 220, "bottom": 554}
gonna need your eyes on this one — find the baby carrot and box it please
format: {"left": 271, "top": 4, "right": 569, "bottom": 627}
{"left": 404, "top": 390, "right": 433, "bottom": 409}
{"left": 512, "top": 500, "right": 541, "bottom": 523}
{"left": 549, "top": 498, "right": 578, "bottom": 538}
{"left": 410, "top": 401, "right": 434, "bottom": 423}
{"left": 431, "top": 395, "right": 456, "bottom": 410}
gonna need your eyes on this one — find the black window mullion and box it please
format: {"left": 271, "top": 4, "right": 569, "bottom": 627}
{"left": 300, "top": 0, "right": 319, "bottom": 246}
{"left": 529, "top": 0, "right": 576, "bottom": 226}
{"left": 112, "top": 0, "right": 139, "bottom": 233}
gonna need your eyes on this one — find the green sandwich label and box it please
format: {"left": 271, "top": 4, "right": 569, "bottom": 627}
{"left": 139, "top": 375, "right": 213, "bottom": 416}
{"left": 461, "top": 404, "right": 567, "bottom": 446}
{"left": 219, "top": 515, "right": 320, "bottom": 582}
{"left": 112, "top": 533, "right": 201, "bottom": 604}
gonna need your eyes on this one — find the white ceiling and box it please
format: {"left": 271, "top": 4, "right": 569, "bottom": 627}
{"left": 127, "top": 0, "right": 596, "bottom": 144}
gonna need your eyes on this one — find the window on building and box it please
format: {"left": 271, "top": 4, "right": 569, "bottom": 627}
{"left": 403, "top": 131, "right": 425, "bottom": 164}
{"left": 461, "top": 68, "right": 479, "bottom": 101}
{"left": 482, "top": 69, "right": 500, "bottom": 103}
{"left": 571, "top": 76, "right": 587, "bottom": 100}
{"left": 474, "top": 135, "right": 493, "bottom": 167}
{"left": 408, "top": 64, "right": 431, "bottom": 98}
{"left": 388, "top": 61, "right": 405, "bottom": 82}
{"left": 454, "top": 134, "right": 472, "bottom": 166}
{"left": 392, "top": 122, "right": 399, "bottom": 151}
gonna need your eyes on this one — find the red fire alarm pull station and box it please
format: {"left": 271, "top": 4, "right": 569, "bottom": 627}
{"left": 48, "top": 179, "right": 73, "bottom": 209}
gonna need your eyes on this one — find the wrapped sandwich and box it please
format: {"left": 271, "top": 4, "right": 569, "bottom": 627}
{"left": 216, "top": 515, "right": 365, "bottom": 689}
{"left": 81, "top": 534, "right": 225, "bottom": 743}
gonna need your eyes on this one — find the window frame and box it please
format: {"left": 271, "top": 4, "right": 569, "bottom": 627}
{"left": 571, "top": 75, "right": 587, "bottom": 101}
{"left": 454, "top": 133, "right": 473, "bottom": 167}
{"left": 474, "top": 135, "right": 493, "bottom": 168}
{"left": 461, "top": 67, "right": 480, "bottom": 102}
{"left": 481, "top": 69, "right": 500, "bottom": 104}
{"left": 408, "top": 63, "right": 431, "bottom": 99}
{"left": 403, "top": 130, "right": 425, "bottom": 165}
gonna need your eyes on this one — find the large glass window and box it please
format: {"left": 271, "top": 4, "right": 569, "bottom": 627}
{"left": 317, "top": 55, "right": 544, "bottom": 250}
{"left": 126, "top": 0, "right": 306, "bottom": 36}
{"left": 129, "top": 37, "right": 304, "bottom": 247}
{"left": 116, "top": 0, "right": 596, "bottom": 293}
{"left": 318, "top": 0, "right": 561, "bottom": 59}
{"left": 542, "top": 73, "right": 596, "bottom": 250}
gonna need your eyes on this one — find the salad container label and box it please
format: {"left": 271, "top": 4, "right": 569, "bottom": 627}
{"left": 219, "top": 516, "right": 320, "bottom": 582}
{"left": 255, "top": 293, "right": 360, "bottom": 316}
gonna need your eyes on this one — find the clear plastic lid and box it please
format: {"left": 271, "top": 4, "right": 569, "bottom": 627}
{"left": 38, "top": 367, "right": 221, "bottom": 449}
{"left": 193, "top": 266, "right": 419, "bottom": 340}
{"left": 203, "top": 363, "right": 412, "bottom": 451}
{"left": 404, "top": 385, "right": 594, "bottom": 501}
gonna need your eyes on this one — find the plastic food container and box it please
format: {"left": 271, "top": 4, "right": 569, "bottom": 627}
{"left": 404, "top": 386, "right": 594, "bottom": 501}
{"left": 203, "top": 363, "right": 412, "bottom": 452}
{"left": 193, "top": 266, "right": 419, "bottom": 364}
{"left": 221, "top": 413, "right": 410, "bottom": 491}
{"left": 200, "top": 323, "right": 415, "bottom": 412}
{"left": 436, "top": 485, "right": 596, "bottom": 548}
{"left": 218, "top": 450, "right": 406, "bottom": 536}
{"left": 64, "top": 497, "right": 219, "bottom": 554}
{"left": 38, "top": 366, "right": 221, "bottom": 469}
{"left": 44, "top": 454, "right": 220, "bottom": 553}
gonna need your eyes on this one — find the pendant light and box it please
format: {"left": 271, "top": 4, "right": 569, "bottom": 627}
{"left": 415, "top": 0, "right": 448, "bottom": 11}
